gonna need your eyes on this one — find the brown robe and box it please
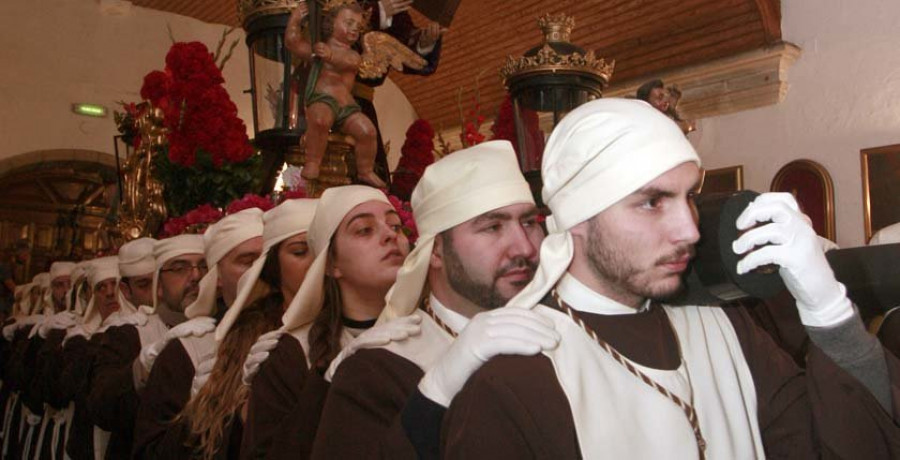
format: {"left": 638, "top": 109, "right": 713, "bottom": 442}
{"left": 241, "top": 335, "right": 327, "bottom": 460}
{"left": 87, "top": 323, "right": 142, "bottom": 459}
{"left": 132, "top": 339, "right": 195, "bottom": 459}
{"left": 311, "top": 348, "right": 425, "bottom": 459}
{"left": 59, "top": 333, "right": 103, "bottom": 460}
{"left": 3, "top": 325, "right": 35, "bottom": 459}
{"left": 441, "top": 305, "right": 900, "bottom": 459}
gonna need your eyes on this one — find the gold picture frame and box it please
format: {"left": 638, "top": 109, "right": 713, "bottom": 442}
{"left": 699, "top": 165, "right": 743, "bottom": 195}
{"left": 770, "top": 159, "right": 835, "bottom": 241}
{"left": 861, "top": 144, "right": 900, "bottom": 242}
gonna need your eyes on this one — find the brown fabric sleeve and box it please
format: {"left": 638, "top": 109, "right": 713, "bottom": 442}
{"left": 38, "top": 329, "right": 67, "bottom": 409}
{"left": 722, "top": 306, "right": 818, "bottom": 458}
{"left": 724, "top": 305, "right": 900, "bottom": 458}
{"left": 441, "top": 354, "right": 580, "bottom": 460}
{"left": 240, "top": 335, "right": 310, "bottom": 460}
{"left": 86, "top": 324, "right": 142, "bottom": 458}
{"left": 132, "top": 339, "right": 195, "bottom": 459}
{"left": 20, "top": 335, "right": 46, "bottom": 415}
{"left": 311, "top": 349, "right": 423, "bottom": 460}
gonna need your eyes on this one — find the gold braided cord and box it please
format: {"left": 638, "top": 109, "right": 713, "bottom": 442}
{"left": 422, "top": 298, "right": 458, "bottom": 339}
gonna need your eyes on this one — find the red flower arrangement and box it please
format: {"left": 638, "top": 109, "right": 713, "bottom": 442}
{"left": 226, "top": 193, "right": 275, "bottom": 214}
{"left": 159, "top": 203, "right": 225, "bottom": 238}
{"left": 141, "top": 42, "right": 252, "bottom": 168}
{"left": 123, "top": 37, "right": 262, "bottom": 220}
{"left": 389, "top": 119, "right": 436, "bottom": 200}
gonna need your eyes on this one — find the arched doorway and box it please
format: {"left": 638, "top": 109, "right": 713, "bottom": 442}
{"left": 0, "top": 149, "right": 118, "bottom": 282}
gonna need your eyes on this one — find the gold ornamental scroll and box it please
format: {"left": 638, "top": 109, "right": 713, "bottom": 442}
{"left": 112, "top": 107, "right": 168, "bottom": 243}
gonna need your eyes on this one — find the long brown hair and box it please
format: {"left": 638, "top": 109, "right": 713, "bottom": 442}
{"left": 175, "top": 247, "right": 283, "bottom": 459}
{"left": 307, "top": 231, "right": 346, "bottom": 374}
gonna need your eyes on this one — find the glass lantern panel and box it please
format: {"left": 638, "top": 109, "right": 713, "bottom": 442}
{"left": 512, "top": 87, "right": 600, "bottom": 173}
{"left": 250, "top": 32, "right": 301, "bottom": 133}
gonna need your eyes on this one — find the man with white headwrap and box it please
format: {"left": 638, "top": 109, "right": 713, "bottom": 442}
{"left": 310, "top": 141, "right": 558, "bottom": 458}
{"left": 57, "top": 256, "right": 129, "bottom": 460}
{"left": 440, "top": 99, "right": 900, "bottom": 458}
{"left": 88, "top": 234, "right": 205, "bottom": 459}
{"left": 118, "top": 237, "right": 158, "bottom": 312}
{"left": 133, "top": 208, "right": 264, "bottom": 459}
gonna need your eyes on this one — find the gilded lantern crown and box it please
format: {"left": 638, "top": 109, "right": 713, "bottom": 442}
{"left": 538, "top": 13, "right": 574, "bottom": 43}
{"left": 500, "top": 13, "right": 615, "bottom": 86}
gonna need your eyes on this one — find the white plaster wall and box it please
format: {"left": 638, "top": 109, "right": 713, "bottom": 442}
{"left": 690, "top": 1, "right": 900, "bottom": 247}
{"left": 0, "top": 0, "right": 253, "bottom": 163}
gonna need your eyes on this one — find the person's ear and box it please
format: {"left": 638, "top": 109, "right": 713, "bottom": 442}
{"left": 430, "top": 235, "right": 444, "bottom": 270}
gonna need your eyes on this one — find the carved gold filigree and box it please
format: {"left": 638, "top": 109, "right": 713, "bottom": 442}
{"left": 108, "top": 107, "right": 168, "bottom": 244}
{"left": 501, "top": 13, "right": 615, "bottom": 85}
{"left": 538, "top": 13, "right": 575, "bottom": 43}
{"left": 285, "top": 134, "right": 357, "bottom": 198}
{"left": 358, "top": 31, "right": 428, "bottom": 80}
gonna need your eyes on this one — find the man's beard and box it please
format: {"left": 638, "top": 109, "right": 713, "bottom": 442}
{"left": 585, "top": 218, "right": 692, "bottom": 303}
{"left": 442, "top": 235, "right": 537, "bottom": 310}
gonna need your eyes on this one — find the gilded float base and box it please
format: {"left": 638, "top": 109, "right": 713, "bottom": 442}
{"left": 285, "top": 133, "right": 357, "bottom": 198}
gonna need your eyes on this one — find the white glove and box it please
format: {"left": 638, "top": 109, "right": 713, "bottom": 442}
{"left": 2, "top": 322, "right": 19, "bottom": 341}
{"left": 733, "top": 192, "right": 853, "bottom": 327}
{"left": 165, "top": 317, "right": 217, "bottom": 340}
{"left": 39, "top": 312, "right": 78, "bottom": 338}
{"left": 418, "top": 308, "right": 560, "bottom": 407}
{"left": 115, "top": 310, "right": 150, "bottom": 327}
{"left": 191, "top": 354, "right": 217, "bottom": 398}
{"left": 325, "top": 315, "right": 422, "bottom": 381}
{"left": 242, "top": 329, "right": 285, "bottom": 386}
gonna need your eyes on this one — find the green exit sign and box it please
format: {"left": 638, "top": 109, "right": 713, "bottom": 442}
{"left": 71, "top": 103, "right": 108, "bottom": 118}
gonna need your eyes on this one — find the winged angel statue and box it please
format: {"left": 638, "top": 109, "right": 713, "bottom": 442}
{"left": 285, "top": 0, "right": 426, "bottom": 188}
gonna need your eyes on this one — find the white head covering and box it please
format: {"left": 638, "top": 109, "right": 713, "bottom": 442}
{"left": 31, "top": 272, "right": 51, "bottom": 316}
{"left": 13, "top": 283, "right": 31, "bottom": 318}
{"left": 49, "top": 261, "right": 76, "bottom": 281}
{"left": 509, "top": 98, "right": 701, "bottom": 310}
{"left": 116, "top": 237, "right": 157, "bottom": 311}
{"left": 185, "top": 209, "right": 265, "bottom": 319}
{"left": 82, "top": 256, "right": 123, "bottom": 333}
{"left": 65, "top": 260, "right": 91, "bottom": 313}
{"left": 379, "top": 141, "right": 534, "bottom": 322}
{"left": 281, "top": 186, "right": 390, "bottom": 331}
{"left": 151, "top": 234, "right": 205, "bottom": 313}
{"left": 870, "top": 222, "right": 900, "bottom": 245}
{"left": 215, "top": 199, "right": 318, "bottom": 340}
{"left": 118, "top": 238, "right": 158, "bottom": 277}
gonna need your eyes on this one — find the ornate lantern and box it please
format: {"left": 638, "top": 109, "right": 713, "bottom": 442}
{"left": 500, "top": 13, "right": 614, "bottom": 204}
{"left": 239, "top": 0, "right": 305, "bottom": 191}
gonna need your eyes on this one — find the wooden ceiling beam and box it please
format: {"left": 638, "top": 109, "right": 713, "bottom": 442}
{"left": 752, "top": 0, "right": 782, "bottom": 43}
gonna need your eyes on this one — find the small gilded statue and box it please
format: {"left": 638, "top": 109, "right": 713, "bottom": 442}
{"left": 636, "top": 79, "right": 696, "bottom": 135}
{"left": 286, "top": 0, "right": 427, "bottom": 188}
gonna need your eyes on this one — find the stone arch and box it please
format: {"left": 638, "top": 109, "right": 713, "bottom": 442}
{"left": 0, "top": 149, "right": 120, "bottom": 281}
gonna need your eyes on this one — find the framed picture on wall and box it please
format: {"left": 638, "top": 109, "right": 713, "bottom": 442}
{"left": 699, "top": 165, "right": 743, "bottom": 195}
{"left": 770, "top": 159, "right": 836, "bottom": 241}
{"left": 861, "top": 144, "right": 900, "bottom": 242}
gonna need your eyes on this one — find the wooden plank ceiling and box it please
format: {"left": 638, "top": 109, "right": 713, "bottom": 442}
{"left": 130, "top": 0, "right": 781, "bottom": 128}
